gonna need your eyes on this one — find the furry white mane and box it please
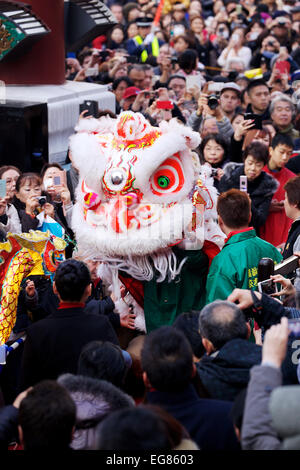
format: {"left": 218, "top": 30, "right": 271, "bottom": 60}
{"left": 70, "top": 111, "right": 225, "bottom": 331}
{"left": 71, "top": 112, "right": 224, "bottom": 264}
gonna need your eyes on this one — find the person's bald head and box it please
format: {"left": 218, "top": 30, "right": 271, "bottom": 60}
{"left": 199, "top": 300, "right": 249, "bottom": 352}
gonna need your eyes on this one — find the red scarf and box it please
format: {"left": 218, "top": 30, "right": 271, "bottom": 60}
{"left": 224, "top": 227, "right": 254, "bottom": 245}
{"left": 58, "top": 302, "right": 85, "bottom": 309}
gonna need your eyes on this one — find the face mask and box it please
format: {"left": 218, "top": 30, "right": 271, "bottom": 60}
{"left": 249, "top": 31, "right": 260, "bottom": 40}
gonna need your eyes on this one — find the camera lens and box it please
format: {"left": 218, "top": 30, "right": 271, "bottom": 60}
{"left": 258, "top": 257, "right": 274, "bottom": 282}
{"left": 207, "top": 94, "right": 219, "bottom": 110}
{"left": 38, "top": 196, "right": 47, "bottom": 207}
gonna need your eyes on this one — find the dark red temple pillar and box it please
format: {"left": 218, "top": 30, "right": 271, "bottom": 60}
{"left": 0, "top": 0, "right": 65, "bottom": 85}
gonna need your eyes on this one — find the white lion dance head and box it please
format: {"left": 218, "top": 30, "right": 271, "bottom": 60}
{"left": 70, "top": 111, "right": 224, "bottom": 331}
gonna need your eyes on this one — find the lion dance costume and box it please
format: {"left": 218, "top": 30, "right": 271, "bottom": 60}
{"left": 69, "top": 111, "right": 225, "bottom": 333}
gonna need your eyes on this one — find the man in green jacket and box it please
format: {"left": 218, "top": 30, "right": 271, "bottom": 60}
{"left": 206, "top": 189, "right": 282, "bottom": 304}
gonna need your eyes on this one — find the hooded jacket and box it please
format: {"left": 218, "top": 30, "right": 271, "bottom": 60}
{"left": 57, "top": 374, "right": 134, "bottom": 450}
{"left": 241, "top": 365, "right": 300, "bottom": 450}
{"left": 219, "top": 163, "right": 279, "bottom": 235}
{"left": 269, "top": 385, "right": 300, "bottom": 450}
{"left": 241, "top": 364, "right": 282, "bottom": 450}
{"left": 198, "top": 333, "right": 298, "bottom": 405}
{"left": 197, "top": 338, "right": 262, "bottom": 402}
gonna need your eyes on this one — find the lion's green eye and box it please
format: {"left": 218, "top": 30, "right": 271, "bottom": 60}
{"left": 157, "top": 176, "right": 170, "bottom": 188}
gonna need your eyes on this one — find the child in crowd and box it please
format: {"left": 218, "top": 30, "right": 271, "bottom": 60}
{"left": 260, "top": 134, "right": 296, "bottom": 248}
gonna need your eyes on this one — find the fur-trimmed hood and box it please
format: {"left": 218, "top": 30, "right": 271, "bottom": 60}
{"left": 220, "top": 162, "right": 279, "bottom": 198}
{"left": 57, "top": 374, "right": 134, "bottom": 450}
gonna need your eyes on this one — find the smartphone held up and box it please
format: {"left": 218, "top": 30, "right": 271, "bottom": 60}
{"left": 239, "top": 175, "right": 247, "bottom": 192}
{"left": 0, "top": 179, "right": 6, "bottom": 199}
{"left": 53, "top": 176, "right": 61, "bottom": 186}
{"left": 244, "top": 113, "right": 263, "bottom": 130}
{"left": 258, "top": 278, "right": 278, "bottom": 295}
{"left": 79, "top": 100, "right": 99, "bottom": 118}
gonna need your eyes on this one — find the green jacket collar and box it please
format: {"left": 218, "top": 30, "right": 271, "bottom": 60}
{"left": 224, "top": 228, "right": 256, "bottom": 247}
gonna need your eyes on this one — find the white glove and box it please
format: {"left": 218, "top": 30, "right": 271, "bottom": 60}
{"left": 144, "top": 33, "right": 154, "bottom": 45}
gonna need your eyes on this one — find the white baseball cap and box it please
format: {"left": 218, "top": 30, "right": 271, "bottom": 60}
{"left": 220, "top": 82, "right": 241, "bottom": 95}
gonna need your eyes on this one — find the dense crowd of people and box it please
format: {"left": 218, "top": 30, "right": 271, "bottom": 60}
{"left": 2, "top": 0, "right": 300, "bottom": 453}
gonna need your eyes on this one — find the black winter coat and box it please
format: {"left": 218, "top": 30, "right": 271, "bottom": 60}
{"left": 218, "top": 163, "right": 278, "bottom": 235}
{"left": 197, "top": 339, "right": 262, "bottom": 401}
{"left": 146, "top": 384, "right": 240, "bottom": 450}
{"left": 283, "top": 218, "right": 300, "bottom": 260}
{"left": 19, "top": 306, "right": 119, "bottom": 390}
{"left": 197, "top": 293, "right": 300, "bottom": 402}
{"left": 0, "top": 406, "right": 18, "bottom": 450}
{"left": 14, "top": 277, "right": 120, "bottom": 333}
